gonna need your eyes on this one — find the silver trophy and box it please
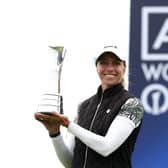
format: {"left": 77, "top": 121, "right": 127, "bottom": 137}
{"left": 37, "top": 46, "right": 66, "bottom": 114}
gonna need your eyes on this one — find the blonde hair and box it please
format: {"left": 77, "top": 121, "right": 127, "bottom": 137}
{"left": 121, "top": 78, "right": 126, "bottom": 88}
{"left": 121, "top": 61, "right": 126, "bottom": 88}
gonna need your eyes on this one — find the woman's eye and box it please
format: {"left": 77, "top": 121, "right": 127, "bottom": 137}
{"left": 114, "top": 61, "right": 121, "bottom": 65}
{"left": 99, "top": 60, "right": 109, "bottom": 65}
{"left": 99, "top": 61, "right": 121, "bottom": 66}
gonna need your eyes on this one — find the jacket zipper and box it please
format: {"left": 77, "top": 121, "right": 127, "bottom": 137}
{"left": 82, "top": 94, "right": 104, "bottom": 168}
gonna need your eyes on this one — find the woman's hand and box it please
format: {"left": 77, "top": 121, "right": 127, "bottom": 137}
{"left": 34, "top": 112, "right": 70, "bottom": 135}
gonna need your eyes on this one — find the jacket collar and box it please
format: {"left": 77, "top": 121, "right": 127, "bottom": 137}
{"left": 97, "top": 83, "right": 124, "bottom": 98}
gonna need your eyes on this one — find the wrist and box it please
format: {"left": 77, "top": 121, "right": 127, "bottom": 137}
{"left": 63, "top": 118, "right": 70, "bottom": 128}
{"left": 49, "top": 131, "right": 60, "bottom": 138}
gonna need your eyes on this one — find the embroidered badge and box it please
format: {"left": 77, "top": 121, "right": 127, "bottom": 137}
{"left": 106, "top": 109, "right": 111, "bottom": 113}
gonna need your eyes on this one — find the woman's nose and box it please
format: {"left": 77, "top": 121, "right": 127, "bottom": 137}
{"left": 106, "top": 63, "right": 115, "bottom": 70}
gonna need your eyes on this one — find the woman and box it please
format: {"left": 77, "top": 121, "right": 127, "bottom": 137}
{"left": 35, "top": 45, "right": 144, "bottom": 168}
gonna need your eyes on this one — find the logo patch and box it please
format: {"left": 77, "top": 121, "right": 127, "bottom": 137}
{"left": 141, "top": 7, "right": 168, "bottom": 61}
{"left": 106, "top": 109, "right": 111, "bottom": 113}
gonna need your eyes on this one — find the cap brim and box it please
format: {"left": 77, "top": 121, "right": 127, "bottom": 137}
{"left": 98, "top": 51, "right": 122, "bottom": 60}
{"left": 95, "top": 46, "right": 125, "bottom": 64}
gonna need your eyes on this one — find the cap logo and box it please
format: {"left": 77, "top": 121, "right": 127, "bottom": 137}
{"left": 104, "top": 45, "right": 118, "bottom": 49}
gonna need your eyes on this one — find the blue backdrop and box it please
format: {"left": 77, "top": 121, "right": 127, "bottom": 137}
{"left": 129, "top": 0, "right": 168, "bottom": 168}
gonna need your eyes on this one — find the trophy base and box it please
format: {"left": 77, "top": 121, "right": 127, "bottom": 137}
{"left": 37, "top": 93, "right": 63, "bottom": 114}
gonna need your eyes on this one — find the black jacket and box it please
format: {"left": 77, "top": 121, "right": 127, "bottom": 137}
{"left": 71, "top": 83, "right": 141, "bottom": 168}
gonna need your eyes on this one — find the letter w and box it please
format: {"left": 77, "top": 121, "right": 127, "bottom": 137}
{"left": 141, "top": 63, "right": 163, "bottom": 81}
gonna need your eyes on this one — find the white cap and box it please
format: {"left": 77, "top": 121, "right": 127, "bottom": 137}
{"left": 95, "top": 45, "right": 126, "bottom": 64}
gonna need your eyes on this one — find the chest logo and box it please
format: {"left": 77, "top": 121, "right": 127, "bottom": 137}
{"left": 106, "top": 109, "right": 111, "bottom": 113}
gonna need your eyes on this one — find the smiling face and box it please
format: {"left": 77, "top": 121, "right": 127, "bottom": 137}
{"left": 96, "top": 52, "right": 126, "bottom": 91}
